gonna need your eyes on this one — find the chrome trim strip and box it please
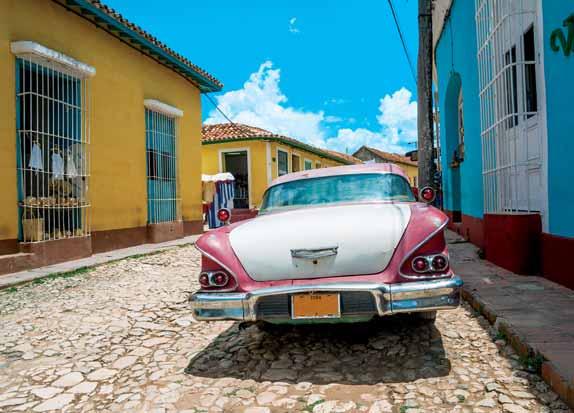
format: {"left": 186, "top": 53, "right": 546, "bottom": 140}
{"left": 398, "top": 218, "right": 451, "bottom": 280}
{"left": 291, "top": 246, "right": 339, "bottom": 259}
{"left": 194, "top": 244, "right": 240, "bottom": 293}
{"left": 189, "top": 276, "right": 462, "bottom": 322}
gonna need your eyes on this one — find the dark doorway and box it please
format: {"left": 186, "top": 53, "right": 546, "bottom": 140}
{"left": 223, "top": 151, "right": 249, "bottom": 209}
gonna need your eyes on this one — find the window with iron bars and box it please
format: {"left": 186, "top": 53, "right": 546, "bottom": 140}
{"left": 475, "top": 0, "right": 543, "bottom": 215}
{"left": 145, "top": 108, "right": 180, "bottom": 224}
{"left": 16, "top": 58, "right": 90, "bottom": 242}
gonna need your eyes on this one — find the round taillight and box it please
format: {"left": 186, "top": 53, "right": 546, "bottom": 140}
{"left": 212, "top": 271, "right": 228, "bottom": 287}
{"left": 199, "top": 273, "right": 210, "bottom": 287}
{"left": 432, "top": 255, "right": 448, "bottom": 271}
{"left": 412, "top": 257, "right": 429, "bottom": 273}
{"left": 217, "top": 208, "right": 231, "bottom": 223}
{"left": 420, "top": 186, "right": 436, "bottom": 203}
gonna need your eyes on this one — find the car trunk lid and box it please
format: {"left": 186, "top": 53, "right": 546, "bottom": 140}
{"left": 229, "top": 203, "right": 411, "bottom": 281}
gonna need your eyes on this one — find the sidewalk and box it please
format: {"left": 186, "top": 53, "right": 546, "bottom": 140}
{"left": 447, "top": 230, "right": 574, "bottom": 409}
{"left": 0, "top": 234, "right": 200, "bottom": 290}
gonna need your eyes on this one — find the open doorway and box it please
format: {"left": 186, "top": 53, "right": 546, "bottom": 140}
{"left": 291, "top": 154, "right": 301, "bottom": 172}
{"left": 222, "top": 150, "right": 249, "bottom": 209}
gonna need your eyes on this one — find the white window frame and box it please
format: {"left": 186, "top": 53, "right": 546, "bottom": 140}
{"left": 277, "top": 147, "right": 290, "bottom": 177}
{"left": 304, "top": 158, "right": 313, "bottom": 170}
{"left": 474, "top": 0, "right": 548, "bottom": 224}
{"left": 219, "top": 147, "right": 252, "bottom": 208}
{"left": 291, "top": 152, "right": 301, "bottom": 173}
{"left": 145, "top": 104, "right": 182, "bottom": 224}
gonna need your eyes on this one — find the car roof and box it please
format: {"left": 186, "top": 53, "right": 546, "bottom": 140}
{"left": 270, "top": 163, "right": 410, "bottom": 187}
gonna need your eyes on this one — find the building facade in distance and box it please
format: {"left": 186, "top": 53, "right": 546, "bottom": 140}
{"left": 202, "top": 123, "right": 361, "bottom": 210}
{"left": 352, "top": 146, "right": 418, "bottom": 187}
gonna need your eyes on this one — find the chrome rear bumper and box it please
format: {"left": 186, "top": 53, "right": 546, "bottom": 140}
{"left": 189, "top": 276, "right": 463, "bottom": 322}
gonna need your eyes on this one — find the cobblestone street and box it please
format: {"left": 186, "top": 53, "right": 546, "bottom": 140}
{"left": 0, "top": 246, "right": 569, "bottom": 413}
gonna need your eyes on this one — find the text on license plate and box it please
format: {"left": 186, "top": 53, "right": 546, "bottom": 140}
{"left": 291, "top": 293, "right": 341, "bottom": 319}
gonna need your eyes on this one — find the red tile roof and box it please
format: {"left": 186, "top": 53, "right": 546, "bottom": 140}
{"left": 354, "top": 146, "right": 418, "bottom": 167}
{"left": 321, "top": 149, "right": 363, "bottom": 165}
{"left": 55, "top": 0, "right": 222, "bottom": 92}
{"left": 202, "top": 123, "right": 282, "bottom": 142}
{"left": 202, "top": 123, "right": 358, "bottom": 165}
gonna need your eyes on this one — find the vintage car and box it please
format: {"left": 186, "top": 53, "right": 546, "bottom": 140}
{"left": 190, "top": 163, "right": 462, "bottom": 325}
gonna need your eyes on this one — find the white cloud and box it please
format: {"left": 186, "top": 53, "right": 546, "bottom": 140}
{"left": 326, "top": 88, "right": 417, "bottom": 155}
{"left": 326, "top": 128, "right": 407, "bottom": 155}
{"left": 377, "top": 87, "right": 418, "bottom": 147}
{"left": 289, "top": 17, "right": 300, "bottom": 33}
{"left": 205, "top": 62, "right": 417, "bottom": 155}
{"left": 205, "top": 61, "right": 326, "bottom": 147}
{"left": 324, "top": 115, "right": 343, "bottom": 123}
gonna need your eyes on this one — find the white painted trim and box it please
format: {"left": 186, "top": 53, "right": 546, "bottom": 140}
{"left": 11, "top": 41, "right": 96, "bottom": 78}
{"left": 219, "top": 147, "right": 252, "bottom": 208}
{"left": 144, "top": 99, "right": 184, "bottom": 118}
{"left": 276, "top": 146, "right": 290, "bottom": 177}
{"left": 265, "top": 142, "right": 272, "bottom": 185}
{"left": 536, "top": 0, "right": 549, "bottom": 232}
{"left": 291, "top": 152, "right": 302, "bottom": 172}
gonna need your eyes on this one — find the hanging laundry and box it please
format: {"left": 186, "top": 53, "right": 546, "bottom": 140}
{"left": 66, "top": 150, "right": 78, "bottom": 178}
{"left": 203, "top": 173, "right": 235, "bottom": 228}
{"left": 51, "top": 151, "right": 65, "bottom": 180}
{"left": 29, "top": 142, "right": 44, "bottom": 171}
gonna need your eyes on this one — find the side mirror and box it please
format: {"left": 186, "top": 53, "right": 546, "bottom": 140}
{"left": 419, "top": 186, "right": 436, "bottom": 203}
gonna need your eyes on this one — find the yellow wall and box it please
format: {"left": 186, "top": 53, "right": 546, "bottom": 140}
{"left": 202, "top": 140, "right": 269, "bottom": 209}
{"left": 202, "top": 139, "right": 347, "bottom": 208}
{"left": 0, "top": 0, "right": 203, "bottom": 241}
{"left": 396, "top": 163, "right": 418, "bottom": 187}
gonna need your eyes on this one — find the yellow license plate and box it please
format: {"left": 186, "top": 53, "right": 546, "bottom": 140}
{"left": 291, "top": 293, "right": 341, "bottom": 319}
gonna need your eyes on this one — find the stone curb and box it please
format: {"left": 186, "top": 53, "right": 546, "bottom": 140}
{"left": 461, "top": 287, "right": 574, "bottom": 409}
{"left": 0, "top": 240, "right": 197, "bottom": 292}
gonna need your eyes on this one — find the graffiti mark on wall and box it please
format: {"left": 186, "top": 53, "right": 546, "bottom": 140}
{"left": 550, "top": 14, "right": 574, "bottom": 57}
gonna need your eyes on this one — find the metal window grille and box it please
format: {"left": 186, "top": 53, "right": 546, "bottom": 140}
{"left": 475, "top": 0, "right": 543, "bottom": 214}
{"left": 145, "top": 109, "right": 180, "bottom": 224}
{"left": 16, "top": 57, "right": 91, "bottom": 242}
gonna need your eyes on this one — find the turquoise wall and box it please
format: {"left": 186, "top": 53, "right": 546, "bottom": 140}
{"left": 542, "top": 3, "right": 574, "bottom": 237}
{"left": 435, "top": 0, "right": 484, "bottom": 219}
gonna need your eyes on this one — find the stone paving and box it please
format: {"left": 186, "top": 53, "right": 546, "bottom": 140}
{"left": 0, "top": 245, "right": 570, "bottom": 413}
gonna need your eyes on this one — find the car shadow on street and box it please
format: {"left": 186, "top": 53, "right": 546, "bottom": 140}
{"left": 185, "top": 314, "right": 451, "bottom": 385}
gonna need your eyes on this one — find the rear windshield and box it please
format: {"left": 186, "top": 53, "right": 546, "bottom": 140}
{"left": 260, "top": 173, "right": 415, "bottom": 213}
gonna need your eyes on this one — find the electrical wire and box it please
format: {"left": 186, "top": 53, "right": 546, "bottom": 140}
{"left": 386, "top": 0, "right": 417, "bottom": 85}
{"left": 204, "top": 93, "right": 236, "bottom": 125}
{"left": 203, "top": 93, "right": 259, "bottom": 138}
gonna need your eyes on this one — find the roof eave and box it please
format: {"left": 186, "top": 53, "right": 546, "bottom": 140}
{"left": 202, "top": 136, "right": 354, "bottom": 165}
{"left": 61, "top": 0, "right": 222, "bottom": 93}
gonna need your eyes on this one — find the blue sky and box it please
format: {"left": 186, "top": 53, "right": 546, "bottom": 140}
{"left": 104, "top": 0, "right": 419, "bottom": 154}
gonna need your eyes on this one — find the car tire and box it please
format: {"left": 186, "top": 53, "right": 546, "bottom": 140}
{"left": 415, "top": 311, "right": 437, "bottom": 324}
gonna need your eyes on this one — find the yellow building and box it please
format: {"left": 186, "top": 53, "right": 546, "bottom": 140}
{"left": 202, "top": 123, "right": 362, "bottom": 210}
{"left": 352, "top": 145, "right": 419, "bottom": 187}
{"left": 0, "top": 0, "right": 221, "bottom": 274}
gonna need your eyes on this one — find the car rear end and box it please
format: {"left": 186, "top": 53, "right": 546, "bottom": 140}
{"left": 189, "top": 165, "right": 462, "bottom": 324}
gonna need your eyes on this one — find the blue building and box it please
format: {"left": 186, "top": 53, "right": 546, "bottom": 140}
{"left": 433, "top": 0, "right": 574, "bottom": 288}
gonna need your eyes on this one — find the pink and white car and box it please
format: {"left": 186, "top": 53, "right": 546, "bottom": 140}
{"left": 190, "top": 163, "right": 462, "bottom": 325}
